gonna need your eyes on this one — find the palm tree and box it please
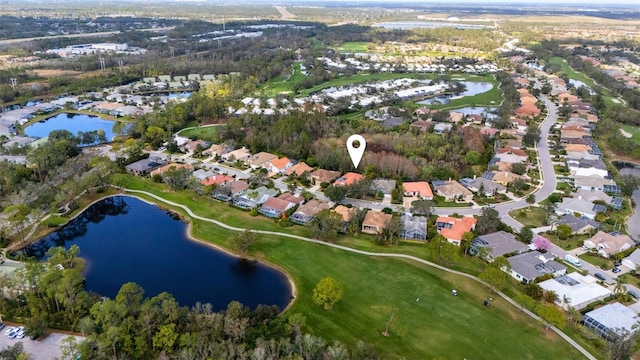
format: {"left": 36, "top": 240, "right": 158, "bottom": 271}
{"left": 614, "top": 278, "right": 628, "bottom": 301}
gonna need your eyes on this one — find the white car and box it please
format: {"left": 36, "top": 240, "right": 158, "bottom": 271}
{"left": 4, "top": 327, "right": 15, "bottom": 336}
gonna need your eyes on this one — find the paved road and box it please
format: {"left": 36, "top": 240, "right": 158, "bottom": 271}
{"left": 121, "top": 187, "right": 596, "bottom": 360}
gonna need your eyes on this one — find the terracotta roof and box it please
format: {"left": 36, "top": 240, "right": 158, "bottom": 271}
{"left": 277, "top": 192, "right": 305, "bottom": 204}
{"left": 492, "top": 171, "right": 527, "bottom": 184}
{"left": 270, "top": 157, "right": 291, "bottom": 171}
{"left": 285, "top": 162, "right": 313, "bottom": 176}
{"left": 496, "top": 146, "right": 527, "bottom": 157}
{"left": 230, "top": 180, "right": 249, "bottom": 194}
{"left": 436, "top": 216, "right": 477, "bottom": 241}
{"left": 200, "top": 174, "right": 233, "bottom": 186}
{"left": 403, "top": 182, "right": 433, "bottom": 198}
{"left": 334, "top": 172, "right": 365, "bottom": 186}
{"left": 247, "top": 152, "right": 278, "bottom": 166}
{"left": 150, "top": 163, "right": 192, "bottom": 176}
{"left": 295, "top": 199, "right": 329, "bottom": 217}
{"left": 564, "top": 144, "right": 591, "bottom": 153}
{"left": 261, "top": 197, "right": 293, "bottom": 212}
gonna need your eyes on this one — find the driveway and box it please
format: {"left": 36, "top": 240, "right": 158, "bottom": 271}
{"left": 0, "top": 329, "right": 83, "bottom": 360}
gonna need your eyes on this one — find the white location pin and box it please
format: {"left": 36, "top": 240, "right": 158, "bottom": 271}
{"left": 346, "top": 134, "right": 366, "bottom": 168}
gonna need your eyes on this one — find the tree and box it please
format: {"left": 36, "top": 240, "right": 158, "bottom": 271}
{"left": 523, "top": 126, "right": 541, "bottom": 147}
{"left": 556, "top": 224, "right": 572, "bottom": 240}
{"left": 519, "top": 227, "right": 534, "bottom": 243}
{"left": 460, "top": 231, "right": 475, "bottom": 256}
{"left": 231, "top": 230, "right": 256, "bottom": 254}
{"left": 533, "top": 235, "right": 552, "bottom": 251}
{"left": 410, "top": 199, "right": 434, "bottom": 216}
{"left": 310, "top": 209, "right": 343, "bottom": 242}
{"left": 511, "top": 162, "right": 527, "bottom": 176}
{"left": 543, "top": 290, "right": 558, "bottom": 304}
{"left": 524, "top": 283, "right": 544, "bottom": 300}
{"left": 616, "top": 174, "right": 640, "bottom": 197}
{"left": 526, "top": 194, "right": 536, "bottom": 204}
{"left": 152, "top": 323, "right": 179, "bottom": 353}
{"left": 607, "top": 329, "right": 638, "bottom": 360}
{"left": 614, "top": 278, "right": 628, "bottom": 301}
{"left": 479, "top": 267, "right": 507, "bottom": 292}
{"left": 324, "top": 185, "right": 348, "bottom": 202}
{"left": 475, "top": 208, "right": 501, "bottom": 235}
{"left": 510, "top": 178, "right": 527, "bottom": 192}
{"left": 535, "top": 303, "right": 566, "bottom": 330}
{"left": 313, "top": 277, "right": 344, "bottom": 310}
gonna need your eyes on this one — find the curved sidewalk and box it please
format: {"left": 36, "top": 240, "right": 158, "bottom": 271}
{"left": 124, "top": 188, "right": 596, "bottom": 360}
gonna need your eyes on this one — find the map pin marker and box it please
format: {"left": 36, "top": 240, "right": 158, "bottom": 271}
{"left": 346, "top": 134, "right": 366, "bottom": 168}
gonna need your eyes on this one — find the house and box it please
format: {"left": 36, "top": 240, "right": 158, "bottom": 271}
{"left": 233, "top": 186, "right": 279, "bottom": 209}
{"left": 291, "top": 200, "right": 330, "bottom": 225}
{"left": 310, "top": 169, "right": 341, "bottom": 184}
{"left": 182, "top": 139, "right": 211, "bottom": 154}
{"left": 470, "top": 231, "right": 529, "bottom": 260}
{"left": 573, "top": 188, "right": 612, "bottom": 204}
{"left": 285, "top": 162, "right": 313, "bottom": 177}
{"left": 258, "top": 197, "right": 296, "bottom": 218}
{"left": 622, "top": 249, "right": 640, "bottom": 270}
{"left": 507, "top": 251, "right": 567, "bottom": 284}
{"left": 432, "top": 180, "right": 473, "bottom": 202}
{"left": 213, "top": 180, "right": 249, "bottom": 201}
{"left": 268, "top": 157, "right": 293, "bottom": 174}
{"left": 246, "top": 152, "right": 278, "bottom": 169}
{"left": 538, "top": 272, "right": 612, "bottom": 310}
{"left": 401, "top": 214, "right": 427, "bottom": 241}
{"left": 495, "top": 147, "right": 528, "bottom": 164}
{"left": 361, "top": 211, "right": 393, "bottom": 235}
{"left": 582, "top": 303, "right": 640, "bottom": 340}
{"left": 333, "top": 205, "right": 356, "bottom": 232}
{"left": 465, "top": 177, "right": 507, "bottom": 196}
{"left": 574, "top": 175, "right": 613, "bottom": 192}
{"left": 556, "top": 197, "right": 601, "bottom": 220}
{"left": 409, "top": 120, "right": 432, "bottom": 132}
{"left": 149, "top": 163, "right": 192, "bottom": 177}
{"left": 557, "top": 214, "right": 600, "bottom": 235}
{"left": 277, "top": 192, "right": 305, "bottom": 206}
{"left": 203, "top": 143, "right": 230, "bottom": 157}
{"left": 583, "top": 231, "right": 635, "bottom": 258}
{"left": 200, "top": 174, "right": 233, "bottom": 187}
{"left": 125, "top": 157, "right": 167, "bottom": 176}
{"left": 435, "top": 216, "right": 477, "bottom": 246}
{"left": 371, "top": 179, "right": 397, "bottom": 195}
{"left": 403, "top": 182, "right": 433, "bottom": 199}
{"left": 334, "top": 172, "right": 365, "bottom": 187}
{"left": 491, "top": 171, "right": 527, "bottom": 186}
{"left": 222, "top": 147, "right": 251, "bottom": 162}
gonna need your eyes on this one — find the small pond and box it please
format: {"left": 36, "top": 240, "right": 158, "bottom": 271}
{"left": 25, "top": 113, "right": 116, "bottom": 141}
{"left": 418, "top": 81, "right": 493, "bottom": 105}
{"left": 16, "top": 196, "right": 293, "bottom": 310}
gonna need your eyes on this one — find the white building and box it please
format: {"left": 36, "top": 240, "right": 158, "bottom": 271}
{"left": 538, "top": 272, "right": 612, "bottom": 310}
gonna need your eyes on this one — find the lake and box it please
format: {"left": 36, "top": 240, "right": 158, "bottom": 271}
{"left": 16, "top": 196, "right": 293, "bottom": 310}
{"left": 418, "top": 82, "right": 493, "bottom": 105}
{"left": 25, "top": 113, "right": 116, "bottom": 141}
{"left": 620, "top": 167, "right": 640, "bottom": 239}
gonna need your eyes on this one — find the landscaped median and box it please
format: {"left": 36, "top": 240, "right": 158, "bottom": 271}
{"left": 114, "top": 175, "right": 592, "bottom": 359}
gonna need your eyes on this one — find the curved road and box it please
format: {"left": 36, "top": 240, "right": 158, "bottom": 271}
{"left": 122, "top": 187, "right": 596, "bottom": 360}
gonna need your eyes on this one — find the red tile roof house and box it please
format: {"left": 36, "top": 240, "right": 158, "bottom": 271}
{"left": 310, "top": 169, "right": 341, "bottom": 184}
{"left": 268, "top": 157, "right": 293, "bottom": 174}
{"left": 435, "top": 216, "right": 478, "bottom": 246}
{"left": 258, "top": 197, "right": 297, "bottom": 218}
{"left": 285, "top": 162, "right": 313, "bottom": 177}
{"left": 402, "top": 182, "right": 433, "bottom": 200}
{"left": 200, "top": 174, "right": 233, "bottom": 187}
{"left": 334, "top": 172, "right": 365, "bottom": 187}
{"left": 291, "top": 199, "right": 330, "bottom": 225}
{"left": 361, "top": 211, "right": 393, "bottom": 235}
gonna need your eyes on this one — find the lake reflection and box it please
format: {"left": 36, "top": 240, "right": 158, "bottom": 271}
{"left": 17, "top": 196, "right": 292, "bottom": 310}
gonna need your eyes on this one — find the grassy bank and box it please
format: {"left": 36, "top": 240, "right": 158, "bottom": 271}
{"left": 116, "top": 175, "right": 587, "bottom": 359}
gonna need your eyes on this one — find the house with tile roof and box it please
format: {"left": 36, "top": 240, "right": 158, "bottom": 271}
{"left": 258, "top": 197, "right": 296, "bottom": 218}
{"left": 334, "top": 172, "right": 365, "bottom": 187}
{"left": 213, "top": 180, "right": 249, "bottom": 201}
{"left": 432, "top": 180, "right": 473, "bottom": 202}
{"left": 268, "top": 157, "right": 293, "bottom": 174}
{"left": 491, "top": 171, "right": 527, "bottom": 186}
{"left": 233, "top": 186, "right": 279, "bottom": 210}
{"left": 465, "top": 177, "right": 507, "bottom": 197}
{"left": 222, "top": 147, "right": 251, "bottom": 162}
{"left": 285, "top": 162, "right": 313, "bottom": 177}
{"left": 149, "top": 163, "right": 192, "bottom": 177}
{"left": 435, "top": 216, "right": 477, "bottom": 246}
{"left": 200, "top": 174, "right": 233, "bottom": 187}
{"left": 310, "top": 169, "right": 341, "bottom": 184}
{"left": 507, "top": 251, "right": 566, "bottom": 284}
{"left": 246, "top": 152, "right": 279, "bottom": 169}
{"left": 361, "top": 211, "right": 393, "bottom": 235}
{"left": 403, "top": 182, "right": 433, "bottom": 199}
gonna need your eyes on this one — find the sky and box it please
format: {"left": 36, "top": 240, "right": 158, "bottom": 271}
{"left": 289, "top": 0, "right": 640, "bottom": 6}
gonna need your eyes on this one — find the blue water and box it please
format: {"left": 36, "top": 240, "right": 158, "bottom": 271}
{"left": 18, "top": 196, "right": 293, "bottom": 310}
{"left": 25, "top": 113, "right": 116, "bottom": 141}
{"left": 418, "top": 81, "right": 493, "bottom": 105}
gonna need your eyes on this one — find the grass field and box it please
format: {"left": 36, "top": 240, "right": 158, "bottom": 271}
{"left": 509, "top": 206, "right": 547, "bottom": 228}
{"left": 260, "top": 63, "right": 309, "bottom": 96}
{"left": 177, "top": 125, "right": 220, "bottom": 140}
{"left": 621, "top": 125, "right": 640, "bottom": 146}
{"left": 548, "top": 57, "right": 599, "bottom": 90}
{"left": 112, "top": 175, "right": 589, "bottom": 359}
{"left": 430, "top": 79, "right": 502, "bottom": 110}
{"left": 336, "top": 42, "right": 371, "bottom": 52}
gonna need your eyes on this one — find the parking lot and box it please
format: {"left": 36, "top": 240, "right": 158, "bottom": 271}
{"left": 0, "top": 327, "right": 83, "bottom": 359}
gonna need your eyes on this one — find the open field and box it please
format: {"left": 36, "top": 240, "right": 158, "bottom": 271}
{"left": 621, "top": 125, "right": 640, "bottom": 146}
{"left": 509, "top": 206, "right": 547, "bottom": 228}
{"left": 114, "top": 175, "right": 589, "bottom": 359}
{"left": 177, "top": 125, "right": 220, "bottom": 140}
{"left": 336, "top": 42, "right": 371, "bottom": 52}
{"left": 260, "top": 62, "right": 308, "bottom": 96}
{"left": 548, "top": 57, "right": 598, "bottom": 90}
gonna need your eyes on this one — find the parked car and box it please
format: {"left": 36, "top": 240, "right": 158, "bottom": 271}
{"left": 629, "top": 290, "right": 639, "bottom": 299}
{"left": 613, "top": 267, "right": 621, "bottom": 273}
{"left": 4, "top": 327, "right": 15, "bottom": 336}
{"left": 0, "top": 323, "right": 5, "bottom": 331}
{"left": 580, "top": 245, "right": 589, "bottom": 251}
{"left": 594, "top": 273, "right": 606, "bottom": 281}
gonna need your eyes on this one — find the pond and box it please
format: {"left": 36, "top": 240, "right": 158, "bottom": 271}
{"left": 25, "top": 113, "right": 116, "bottom": 141}
{"left": 619, "top": 167, "right": 640, "bottom": 239}
{"left": 16, "top": 196, "right": 293, "bottom": 310}
{"left": 417, "top": 82, "right": 493, "bottom": 105}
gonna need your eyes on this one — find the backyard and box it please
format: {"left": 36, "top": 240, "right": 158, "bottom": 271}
{"left": 509, "top": 206, "right": 548, "bottom": 228}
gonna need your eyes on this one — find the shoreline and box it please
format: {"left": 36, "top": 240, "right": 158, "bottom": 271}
{"left": 14, "top": 192, "right": 298, "bottom": 313}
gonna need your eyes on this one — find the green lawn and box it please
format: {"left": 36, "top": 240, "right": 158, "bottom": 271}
{"left": 509, "top": 206, "right": 547, "bottom": 228}
{"left": 260, "top": 62, "right": 309, "bottom": 96}
{"left": 621, "top": 125, "right": 640, "bottom": 146}
{"left": 336, "top": 42, "right": 371, "bottom": 52}
{"left": 115, "top": 175, "right": 586, "bottom": 359}
{"left": 579, "top": 253, "right": 614, "bottom": 271}
{"left": 176, "top": 125, "right": 220, "bottom": 140}
{"left": 545, "top": 232, "right": 590, "bottom": 251}
{"left": 548, "top": 57, "right": 599, "bottom": 90}
{"left": 429, "top": 78, "right": 502, "bottom": 110}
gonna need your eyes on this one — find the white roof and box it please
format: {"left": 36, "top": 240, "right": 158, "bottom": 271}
{"left": 585, "top": 302, "right": 639, "bottom": 334}
{"left": 539, "top": 272, "right": 611, "bottom": 309}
